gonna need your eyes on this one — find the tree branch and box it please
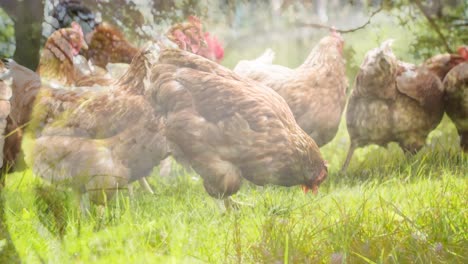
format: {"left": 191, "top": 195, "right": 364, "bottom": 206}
{"left": 412, "top": 0, "right": 452, "bottom": 53}
{"left": 295, "top": 7, "right": 382, "bottom": 34}
{"left": 452, "top": 20, "right": 468, "bottom": 27}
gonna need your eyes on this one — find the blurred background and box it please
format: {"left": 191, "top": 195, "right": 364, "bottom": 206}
{"left": 0, "top": 0, "right": 466, "bottom": 77}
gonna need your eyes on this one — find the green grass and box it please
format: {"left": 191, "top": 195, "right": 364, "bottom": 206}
{"left": 0, "top": 116, "right": 466, "bottom": 263}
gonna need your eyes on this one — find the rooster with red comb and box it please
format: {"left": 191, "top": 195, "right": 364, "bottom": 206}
{"left": 167, "top": 16, "right": 225, "bottom": 63}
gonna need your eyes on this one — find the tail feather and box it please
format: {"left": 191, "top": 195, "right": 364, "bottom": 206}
{"left": 255, "top": 48, "right": 275, "bottom": 64}
{"left": 2, "top": 59, "right": 42, "bottom": 130}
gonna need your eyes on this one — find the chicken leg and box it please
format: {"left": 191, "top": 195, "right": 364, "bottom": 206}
{"left": 139, "top": 178, "right": 154, "bottom": 195}
{"left": 341, "top": 142, "right": 356, "bottom": 173}
{"left": 460, "top": 131, "right": 468, "bottom": 152}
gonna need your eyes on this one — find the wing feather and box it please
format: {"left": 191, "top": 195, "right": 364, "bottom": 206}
{"left": 396, "top": 67, "right": 443, "bottom": 109}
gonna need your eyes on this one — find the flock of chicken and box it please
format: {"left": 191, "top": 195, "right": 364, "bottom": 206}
{"left": 0, "top": 14, "right": 467, "bottom": 207}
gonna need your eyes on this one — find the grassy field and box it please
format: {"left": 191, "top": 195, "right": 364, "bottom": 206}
{"left": 1, "top": 14, "right": 467, "bottom": 264}
{"left": 1, "top": 116, "right": 466, "bottom": 263}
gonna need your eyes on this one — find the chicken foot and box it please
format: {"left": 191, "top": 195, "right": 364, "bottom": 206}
{"left": 215, "top": 198, "right": 245, "bottom": 213}
{"left": 139, "top": 178, "right": 154, "bottom": 195}
{"left": 159, "top": 157, "right": 173, "bottom": 177}
{"left": 224, "top": 197, "right": 254, "bottom": 210}
{"left": 215, "top": 198, "right": 240, "bottom": 213}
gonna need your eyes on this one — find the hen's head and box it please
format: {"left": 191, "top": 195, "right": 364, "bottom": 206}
{"left": 314, "top": 29, "right": 344, "bottom": 55}
{"left": 83, "top": 22, "right": 139, "bottom": 66}
{"left": 302, "top": 143, "right": 328, "bottom": 194}
{"left": 68, "top": 22, "right": 88, "bottom": 55}
{"left": 362, "top": 41, "right": 399, "bottom": 79}
{"left": 167, "top": 16, "right": 205, "bottom": 54}
{"left": 457, "top": 46, "right": 468, "bottom": 60}
{"left": 423, "top": 53, "right": 465, "bottom": 80}
{"left": 363, "top": 40, "right": 397, "bottom": 71}
{"left": 356, "top": 40, "right": 400, "bottom": 98}
{"left": 331, "top": 28, "right": 344, "bottom": 53}
{"left": 85, "top": 22, "right": 126, "bottom": 44}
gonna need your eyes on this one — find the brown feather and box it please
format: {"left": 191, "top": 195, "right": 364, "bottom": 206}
{"left": 345, "top": 41, "right": 447, "bottom": 161}
{"left": 37, "top": 24, "right": 86, "bottom": 85}
{"left": 148, "top": 48, "right": 327, "bottom": 198}
{"left": 234, "top": 33, "right": 348, "bottom": 146}
{"left": 82, "top": 23, "right": 139, "bottom": 68}
{"left": 6, "top": 49, "right": 167, "bottom": 204}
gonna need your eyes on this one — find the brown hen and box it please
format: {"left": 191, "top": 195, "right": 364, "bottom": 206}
{"left": 0, "top": 21, "right": 209, "bottom": 190}
{"left": 444, "top": 46, "right": 468, "bottom": 151}
{"left": 37, "top": 22, "right": 88, "bottom": 85}
{"left": 2, "top": 47, "right": 168, "bottom": 204}
{"left": 81, "top": 22, "right": 139, "bottom": 68}
{"left": 234, "top": 31, "right": 347, "bottom": 146}
{"left": 0, "top": 58, "right": 42, "bottom": 172}
{"left": 1, "top": 23, "right": 108, "bottom": 172}
{"left": 342, "top": 41, "right": 463, "bottom": 171}
{"left": 146, "top": 48, "right": 328, "bottom": 202}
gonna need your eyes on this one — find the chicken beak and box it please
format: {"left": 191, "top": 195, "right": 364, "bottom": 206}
{"left": 201, "top": 39, "right": 208, "bottom": 48}
{"left": 302, "top": 162, "right": 328, "bottom": 195}
{"left": 190, "top": 43, "right": 200, "bottom": 54}
{"left": 81, "top": 39, "right": 88, "bottom": 50}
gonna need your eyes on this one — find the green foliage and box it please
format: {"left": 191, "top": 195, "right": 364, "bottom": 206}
{"left": 0, "top": 8, "right": 14, "bottom": 58}
{"left": 383, "top": 0, "right": 467, "bottom": 58}
{"left": 80, "top": 0, "right": 211, "bottom": 41}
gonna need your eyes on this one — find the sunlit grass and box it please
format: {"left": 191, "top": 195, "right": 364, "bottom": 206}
{"left": 1, "top": 114, "right": 466, "bottom": 263}
{"left": 1, "top": 14, "right": 467, "bottom": 264}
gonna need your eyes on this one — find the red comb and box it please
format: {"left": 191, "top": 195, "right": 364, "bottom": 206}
{"left": 71, "top": 21, "right": 81, "bottom": 31}
{"left": 204, "top": 32, "right": 224, "bottom": 61}
{"left": 71, "top": 21, "right": 84, "bottom": 38}
{"left": 457, "top": 46, "right": 468, "bottom": 60}
{"left": 330, "top": 27, "right": 340, "bottom": 37}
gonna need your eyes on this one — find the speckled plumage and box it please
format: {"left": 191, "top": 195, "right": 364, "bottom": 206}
{"left": 343, "top": 41, "right": 456, "bottom": 171}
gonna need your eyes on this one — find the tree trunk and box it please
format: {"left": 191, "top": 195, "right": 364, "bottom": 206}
{"left": 11, "top": 0, "right": 44, "bottom": 71}
{"left": 1, "top": 0, "right": 44, "bottom": 70}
